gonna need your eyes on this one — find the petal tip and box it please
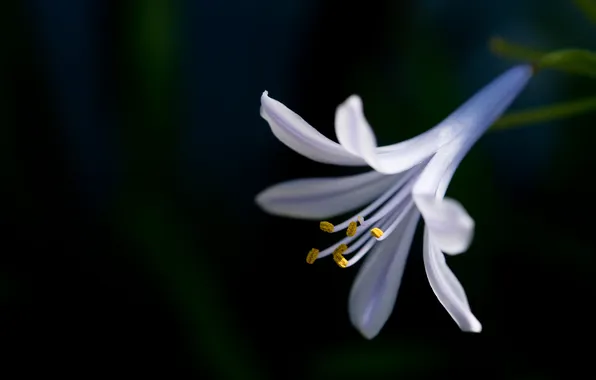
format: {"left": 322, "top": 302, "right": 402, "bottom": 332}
{"left": 414, "top": 194, "right": 475, "bottom": 255}
{"left": 358, "top": 328, "right": 378, "bottom": 340}
{"left": 345, "top": 94, "right": 362, "bottom": 107}
{"left": 463, "top": 318, "right": 482, "bottom": 333}
{"left": 254, "top": 187, "right": 280, "bottom": 216}
{"left": 254, "top": 190, "right": 269, "bottom": 212}
{"left": 350, "top": 316, "right": 381, "bottom": 340}
{"left": 260, "top": 91, "right": 272, "bottom": 107}
{"left": 349, "top": 300, "right": 384, "bottom": 340}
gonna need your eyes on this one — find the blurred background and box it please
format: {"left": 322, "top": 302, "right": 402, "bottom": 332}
{"left": 3, "top": 0, "right": 596, "bottom": 378}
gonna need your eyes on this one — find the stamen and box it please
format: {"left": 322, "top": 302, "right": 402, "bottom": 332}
{"left": 306, "top": 248, "right": 319, "bottom": 264}
{"left": 370, "top": 227, "right": 384, "bottom": 239}
{"left": 317, "top": 226, "right": 368, "bottom": 259}
{"left": 360, "top": 180, "right": 415, "bottom": 227}
{"left": 331, "top": 167, "right": 420, "bottom": 232}
{"left": 332, "top": 243, "right": 349, "bottom": 268}
{"left": 319, "top": 221, "right": 334, "bottom": 233}
{"left": 344, "top": 229, "right": 376, "bottom": 255}
{"left": 376, "top": 201, "right": 415, "bottom": 241}
{"left": 316, "top": 198, "right": 406, "bottom": 260}
{"left": 346, "top": 238, "right": 378, "bottom": 267}
{"left": 346, "top": 221, "right": 358, "bottom": 237}
{"left": 346, "top": 209, "right": 401, "bottom": 267}
{"left": 333, "top": 243, "right": 348, "bottom": 256}
{"left": 333, "top": 253, "right": 348, "bottom": 268}
{"left": 308, "top": 166, "right": 423, "bottom": 266}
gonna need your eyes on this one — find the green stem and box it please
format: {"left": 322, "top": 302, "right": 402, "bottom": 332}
{"left": 493, "top": 96, "right": 596, "bottom": 130}
{"left": 490, "top": 37, "right": 546, "bottom": 63}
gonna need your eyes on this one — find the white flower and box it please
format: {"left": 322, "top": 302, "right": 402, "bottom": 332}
{"left": 256, "top": 65, "right": 533, "bottom": 339}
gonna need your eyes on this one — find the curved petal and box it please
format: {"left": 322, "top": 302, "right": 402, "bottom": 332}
{"left": 255, "top": 171, "right": 397, "bottom": 219}
{"left": 423, "top": 228, "right": 481, "bottom": 333}
{"left": 413, "top": 194, "right": 474, "bottom": 255}
{"left": 348, "top": 209, "right": 420, "bottom": 339}
{"left": 335, "top": 65, "right": 534, "bottom": 175}
{"left": 335, "top": 95, "right": 453, "bottom": 174}
{"left": 261, "top": 92, "right": 366, "bottom": 166}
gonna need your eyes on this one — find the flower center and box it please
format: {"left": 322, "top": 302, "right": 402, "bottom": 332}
{"left": 305, "top": 166, "right": 423, "bottom": 268}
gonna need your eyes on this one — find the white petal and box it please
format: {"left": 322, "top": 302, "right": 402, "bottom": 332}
{"left": 255, "top": 171, "right": 396, "bottom": 219}
{"left": 348, "top": 209, "right": 420, "bottom": 339}
{"left": 261, "top": 91, "right": 366, "bottom": 166}
{"left": 423, "top": 228, "right": 481, "bottom": 333}
{"left": 335, "top": 95, "right": 441, "bottom": 174}
{"left": 413, "top": 194, "right": 474, "bottom": 255}
{"left": 438, "top": 65, "right": 533, "bottom": 140}
{"left": 335, "top": 65, "right": 534, "bottom": 175}
{"left": 413, "top": 65, "right": 534, "bottom": 197}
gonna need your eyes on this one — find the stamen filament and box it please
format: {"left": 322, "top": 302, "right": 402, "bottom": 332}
{"left": 331, "top": 168, "right": 420, "bottom": 232}
{"left": 344, "top": 228, "right": 377, "bottom": 255}
{"left": 346, "top": 238, "right": 378, "bottom": 267}
{"left": 318, "top": 223, "right": 369, "bottom": 258}
{"left": 361, "top": 180, "right": 415, "bottom": 226}
{"left": 376, "top": 201, "right": 415, "bottom": 241}
{"left": 346, "top": 209, "right": 401, "bottom": 267}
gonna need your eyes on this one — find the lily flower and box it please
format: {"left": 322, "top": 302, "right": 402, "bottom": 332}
{"left": 256, "top": 65, "right": 533, "bottom": 339}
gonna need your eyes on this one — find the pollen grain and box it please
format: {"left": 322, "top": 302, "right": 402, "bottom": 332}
{"left": 319, "top": 221, "right": 335, "bottom": 233}
{"left": 333, "top": 253, "right": 348, "bottom": 268}
{"left": 306, "top": 248, "right": 319, "bottom": 264}
{"left": 346, "top": 221, "right": 357, "bottom": 237}
{"left": 370, "top": 227, "right": 384, "bottom": 239}
{"left": 333, "top": 243, "right": 348, "bottom": 255}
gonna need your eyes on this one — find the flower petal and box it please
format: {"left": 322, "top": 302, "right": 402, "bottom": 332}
{"left": 335, "top": 95, "right": 450, "bottom": 174}
{"left": 335, "top": 65, "right": 534, "bottom": 175}
{"left": 423, "top": 228, "right": 481, "bottom": 333}
{"left": 255, "top": 171, "right": 397, "bottom": 219}
{"left": 348, "top": 209, "right": 420, "bottom": 339}
{"left": 413, "top": 65, "right": 534, "bottom": 196}
{"left": 413, "top": 194, "right": 474, "bottom": 255}
{"left": 261, "top": 91, "right": 366, "bottom": 166}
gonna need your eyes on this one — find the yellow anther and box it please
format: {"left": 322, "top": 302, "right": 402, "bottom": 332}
{"left": 306, "top": 248, "right": 319, "bottom": 264}
{"left": 333, "top": 243, "right": 348, "bottom": 256}
{"left": 346, "top": 221, "right": 357, "bottom": 237}
{"left": 357, "top": 216, "right": 364, "bottom": 225}
{"left": 333, "top": 253, "right": 348, "bottom": 268}
{"left": 332, "top": 243, "right": 348, "bottom": 268}
{"left": 319, "top": 221, "right": 335, "bottom": 233}
{"left": 370, "top": 227, "right": 384, "bottom": 239}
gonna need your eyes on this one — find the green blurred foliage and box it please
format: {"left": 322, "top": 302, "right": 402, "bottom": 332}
{"left": 494, "top": 95, "right": 596, "bottom": 129}
{"left": 113, "top": 1, "right": 263, "bottom": 378}
{"left": 574, "top": 0, "right": 596, "bottom": 24}
{"left": 491, "top": 38, "right": 596, "bottom": 79}
{"left": 538, "top": 49, "right": 596, "bottom": 78}
{"left": 490, "top": 37, "right": 546, "bottom": 63}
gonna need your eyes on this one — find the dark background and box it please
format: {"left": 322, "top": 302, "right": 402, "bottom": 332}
{"left": 3, "top": 0, "right": 596, "bottom": 378}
